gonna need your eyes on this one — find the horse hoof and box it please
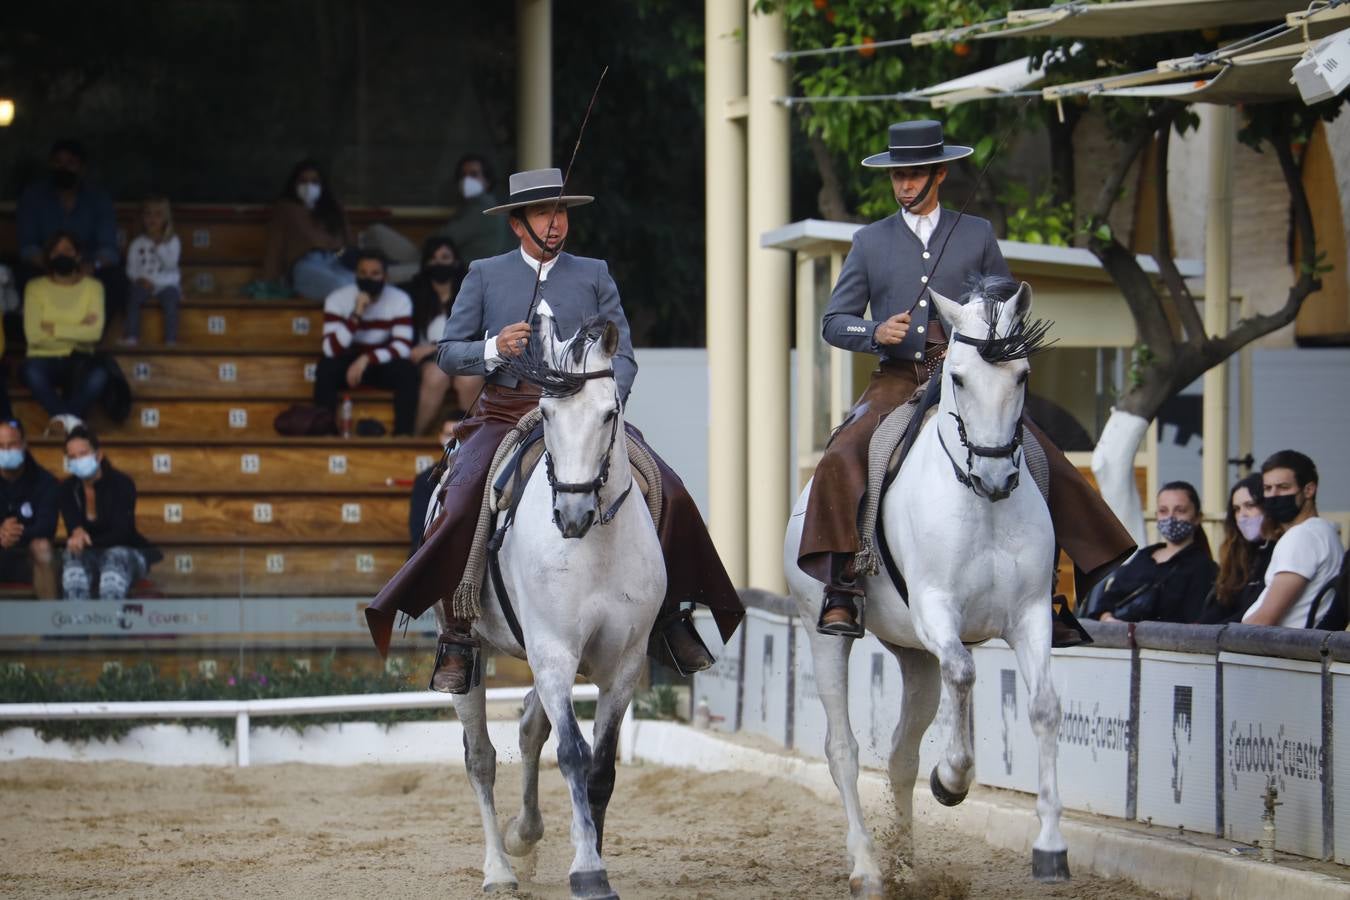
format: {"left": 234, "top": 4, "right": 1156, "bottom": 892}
{"left": 929, "top": 766, "right": 968, "bottom": 807}
{"left": 483, "top": 881, "right": 518, "bottom": 894}
{"left": 848, "top": 874, "right": 886, "bottom": 899}
{"left": 503, "top": 815, "right": 541, "bottom": 857}
{"left": 569, "top": 869, "right": 618, "bottom": 900}
{"left": 1031, "top": 848, "right": 1071, "bottom": 883}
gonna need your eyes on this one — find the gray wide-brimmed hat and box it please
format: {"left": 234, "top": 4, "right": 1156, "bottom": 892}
{"left": 861, "top": 119, "right": 973, "bottom": 169}
{"left": 482, "top": 167, "right": 595, "bottom": 216}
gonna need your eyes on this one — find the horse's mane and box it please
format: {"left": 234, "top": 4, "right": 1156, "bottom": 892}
{"left": 959, "top": 273, "right": 1055, "bottom": 364}
{"left": 499, "top": 315, "right": 612, "bottom": 398}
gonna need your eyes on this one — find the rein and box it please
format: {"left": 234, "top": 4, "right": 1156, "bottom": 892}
{"left": 542, "top": 368, "right": 633, "bottom": 528}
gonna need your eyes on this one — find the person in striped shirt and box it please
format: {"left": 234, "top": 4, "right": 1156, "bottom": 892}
{"left": 314, "top": 250, "right": 418, "bottom": 435}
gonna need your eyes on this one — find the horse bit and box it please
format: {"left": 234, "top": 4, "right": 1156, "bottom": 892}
{"left": 543, "top": 368, "right": 634, "bottom": 527}
{"left": 935, "top": 333, "right": 1025, "bottom": 502}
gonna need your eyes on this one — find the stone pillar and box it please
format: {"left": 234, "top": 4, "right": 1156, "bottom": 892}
{"left": 705, "top": 1, "right": 748, "bottom": 585}
{"left": 745, "top": 2, "right": 790, "bottom": 592}
{"left": 516, "top": 0, "right": 553, "bottom": 170}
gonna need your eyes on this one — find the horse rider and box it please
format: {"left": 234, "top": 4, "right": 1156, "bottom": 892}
{"left": 799, "top": 119, "right": 1136, "bottom": 640}
{"left": 365, "top": 168, "right": 745, "bottom": 693}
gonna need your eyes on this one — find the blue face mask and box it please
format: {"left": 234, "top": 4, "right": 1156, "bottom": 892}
{"left": 0, "top": 449, "right": 24, "bottom": 471}
{"left": 68, "top": 455, "right": 100, "bottom": 480}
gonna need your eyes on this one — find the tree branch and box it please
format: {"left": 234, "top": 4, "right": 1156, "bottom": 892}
{"left": 1151, "top": 125, "right": 1205, "bottom": 344}
{"left": 1088, "top": 103, "right": 1181, "bottom": 227}
{"left": 1206, "top": 133, "right": 1321, "bottom": 361}
{"left": 807, "top": 130, "right": 857, "bottom": 223}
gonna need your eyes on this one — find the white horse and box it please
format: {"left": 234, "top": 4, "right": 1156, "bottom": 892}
{"left": 449, "top": 314, "right": 665, "bottom": 900}
{"left": 784, "top": 279, "right": 1068, "bottom": 897}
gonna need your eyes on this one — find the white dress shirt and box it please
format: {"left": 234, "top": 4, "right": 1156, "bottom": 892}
{"left": 901, "top": 206, "right": 940, "bottom": 248}
{"left": 483, "top": 248, "right": 560, "bottom": 369}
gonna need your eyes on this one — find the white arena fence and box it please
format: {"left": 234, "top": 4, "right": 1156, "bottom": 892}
{"left": 690, "top": 590, "right": 1350, "bottom": 866}
{"left": 0, "top": 685, "right": 603, "bottom": 768}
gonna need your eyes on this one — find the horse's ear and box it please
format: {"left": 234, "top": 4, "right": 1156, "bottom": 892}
{"left": 600, "top": 320, "right": 620, "bottom": 358}
{"left": 996, "top": 281, "right": 1034, "bottom": 335}
{"left": 927, "top": 287, "right": 963, "bottom": 334}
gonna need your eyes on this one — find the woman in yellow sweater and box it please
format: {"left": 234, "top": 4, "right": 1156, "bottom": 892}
{"left": 21, "top": 232, "right": 109, "bottom": 423}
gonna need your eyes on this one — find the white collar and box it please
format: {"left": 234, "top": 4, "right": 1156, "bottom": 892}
{"left": 901, "top": 206, "right": 940, "bottom": 232}
{"left": 519, "top": 247, "right": 560, "bottom": 281}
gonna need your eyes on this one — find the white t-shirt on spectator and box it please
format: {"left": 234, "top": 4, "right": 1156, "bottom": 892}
{"left": 1243, "top": 517, "right": 1344, "bottom": 628}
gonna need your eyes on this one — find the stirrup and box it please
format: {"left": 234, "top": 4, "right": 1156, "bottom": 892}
{"left": 428, "top": 633, "right": 482, "bottom": 694}
{"left": 658, "top": 609, "right": 716, "bottom": 677}
{"left": 817, "top": 591, "right": 865, "bottom": 639}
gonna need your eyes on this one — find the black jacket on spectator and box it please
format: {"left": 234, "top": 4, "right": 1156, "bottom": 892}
{"left": 59, "top": 460, "right": 162, "bottom": 564}
{"left": 1087, "top": 541, "right": 1217, "bottom": 624}
{"left": 0, "top": 454, "right": 59, "bottom": 543}
{"left": 1197, "top": 541, "right": 1274, "bottom": 625}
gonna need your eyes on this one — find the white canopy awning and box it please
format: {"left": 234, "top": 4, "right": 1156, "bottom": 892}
{"left": 914, "top": 0, "right": 1302, "bottom": 44}
{"left": 917, "top": 45, "right": 1079, "bottom": 108}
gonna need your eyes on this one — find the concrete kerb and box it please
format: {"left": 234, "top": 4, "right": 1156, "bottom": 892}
{"left": 625, "top": 719, "right": 1350, "bottom": 900}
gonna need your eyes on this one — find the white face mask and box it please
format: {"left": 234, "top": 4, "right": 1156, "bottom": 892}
{"left": 460, "top": 175, "right": 485, "bottom": 200}
{"left": 297, "top": 182, "right": 322, "bottom": 208}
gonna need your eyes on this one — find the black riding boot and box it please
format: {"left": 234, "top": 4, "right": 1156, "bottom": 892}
{"left": 817, "top": 553, "right": 865, "bottom": 638}
{"left": 651, "top": 607, "right": 716, "bottom": 676}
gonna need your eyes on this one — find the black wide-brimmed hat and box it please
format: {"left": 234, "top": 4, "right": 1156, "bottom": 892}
{"left": 861, "top": 119, "right": 974, "bottom": 169}
{"left": 482, "top": 167, "right": 594, "bottom": 216}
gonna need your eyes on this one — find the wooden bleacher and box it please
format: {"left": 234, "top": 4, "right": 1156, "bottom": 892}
{"left": 2, "top": 203, "right": 449, "bottom": 597}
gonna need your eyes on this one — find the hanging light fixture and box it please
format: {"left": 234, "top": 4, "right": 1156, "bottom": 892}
{"left": 0, "top": 100, "right": 14, "bottom": 127}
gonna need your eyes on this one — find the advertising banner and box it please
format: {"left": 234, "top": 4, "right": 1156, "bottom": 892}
{"left": 1048, "top": 645, "right": 1133, "bottom": 818}
{"left": 1221, "top": 653, "right": 1325, "bottom": 859}
{"left": 1136, "top": 650, "right": 1218, "bottom": 833}
{"left": 1332, "top": 661, "right": 1348, "bottom": 864}
{"left": 692, "top": 610, "right": 741, "bottom": 734}
{"left": 739, "top": 609, "right": 791, "bottom": 744}
{"left": 972, "top": 641, "right": 1040, "bottom": 795}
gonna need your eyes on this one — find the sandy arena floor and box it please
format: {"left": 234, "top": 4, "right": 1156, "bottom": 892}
{"left": 0, "top": 759, "right": 1164, "bottom": 899}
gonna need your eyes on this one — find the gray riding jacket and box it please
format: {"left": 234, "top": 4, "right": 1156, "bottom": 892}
{"left": 822, "top": 209, "right": 1009, "bottom": 364}
{"left": 437, "top": 249, "right": 639, "bottom": 402}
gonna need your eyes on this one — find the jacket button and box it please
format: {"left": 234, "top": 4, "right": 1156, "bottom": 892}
{"left": 919, "top": 299, "right": 928, "bottom": 307}
{"left": 917, "top": 325, "right": 925, "bottom": 334}
{"left": 920, "top": 275, "right": 929, "bottom": 283}
{"left": 922, "top": 251, "right": 931, "bottom": 260}
{"left": 914, "top": 351, "right": 923, "bottom": 360}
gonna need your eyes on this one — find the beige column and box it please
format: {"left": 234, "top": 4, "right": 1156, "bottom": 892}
{"left": 1202, "top": 104, "right": 1234, "bottom": 527}
{"left": 706, "top": 1, "right": 748, "bottom": 585}
{"left": 745, "top": 2, "right": 790, "bottom": 591}
{"left": 516, "top": 0, "right": 553, "bottom": 170}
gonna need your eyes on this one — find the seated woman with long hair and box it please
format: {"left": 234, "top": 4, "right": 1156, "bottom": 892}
{"left": 262, "top": 158, "right": 354, "bottom": 299}
{"left": 1086, "top": 481, "right": 1218, "bottom": 624}
{"left": 1198, "top": 473, "right": 1273, "bottom": 624}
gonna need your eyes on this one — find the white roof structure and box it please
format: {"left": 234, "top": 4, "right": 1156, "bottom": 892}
{"left": 913, "top": 0, "right": 1302, "bottom": 43}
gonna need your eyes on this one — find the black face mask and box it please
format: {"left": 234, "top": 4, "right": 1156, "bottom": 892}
{"left": 50, "top": 169, "right": 79, "bottom": 191}
{"left": 356, "top": 278, "right": 384, "bottom": 298}
{"left": 49, "top": 255, "right": 79, "bottom": 276}
{"left": 1265, "top": 492, "right": 1304, "bottom": 525}
{"left": 426, "top": 262, "right": 464, "bottom": 284}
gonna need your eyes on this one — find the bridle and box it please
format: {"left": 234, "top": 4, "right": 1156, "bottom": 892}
{"left": 542, "top": 368, "right": 633, "bottom": 529}
{"left": 936, "top": 331, "right": 1026, "bottom": 502}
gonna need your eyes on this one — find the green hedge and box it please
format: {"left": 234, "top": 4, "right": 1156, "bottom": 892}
{"left": 0, "top": 656, "right": 446, "bottom": 745}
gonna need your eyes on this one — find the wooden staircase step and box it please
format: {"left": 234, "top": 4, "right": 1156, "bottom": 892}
{"left": 144, "top": 543, "right": 405, "bottom": 597}
{"left": 136, "top": 493, "right": 409, "bottom": 544}
{"left": 181, "top": 264, "right": 264, "bottom": 296}
{"left": 12, "top": 398, "right": 395, "bottom": 440}
{"left": 116, "top": 351, "right": 324, "bottom": 398}
{"left": 28, "top": 441, "right": 439, "bottom": 493}
{"left": 118, "top": 304, "right": 323, "bottom": 351}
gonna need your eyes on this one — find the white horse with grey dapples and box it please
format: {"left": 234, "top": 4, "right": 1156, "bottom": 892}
{"left": 446, "top": 311, "right": 664, "bottom": 900}
{"left": 784, "top": 279, "right": 1068, "bottom": 897}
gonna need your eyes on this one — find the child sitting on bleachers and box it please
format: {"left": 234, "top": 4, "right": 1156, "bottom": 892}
{"left": 122, "top": 196, "right": 182, "bottom": 345}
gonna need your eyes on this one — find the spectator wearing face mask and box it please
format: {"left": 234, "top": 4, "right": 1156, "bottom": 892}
{"left": 0, "top": 419, "right": 59, "bottom": 599}
{"left": 20, "top": 232, "right": 109, "bottom": 426}
{"left": 263, "top": 158, "right": 355, "bottom": 300}
{"left": 402, "top": 237, "right": 480, "bottom": 434}
{"left": 1085, "top": 481, "right": 1217, "bottom": 624}
{"left": 314, "top": 251, "right": 417, "bottom": 435}
{"left": 58, "top": 427, "right": 162, "bottom": 600}
{"left": 439, "top": 154, "right": 514, "bottom": 264}
{"left": 1243, "top": 450, "right": 1344, "bottom": 628}
{"left": 1198, "top": 473, "right": 1273, "bottom": 624}
{"left": 122, "top": 196, "right": 181, "bottom": 345}
{"left": 16, "top": 140, "right": 125, "bottom": 319}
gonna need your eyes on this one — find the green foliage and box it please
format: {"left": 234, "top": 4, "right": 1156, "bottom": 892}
{"left": 999, "top": 183, "right": 1074, "bottom": 246}
{"left": 632, "top": 685, "right": 683, "bottom": 720}
{"left": 1127, "top": 343, "right": 1155, "bottom": 391}
{"left": 0, "top": 656, "right": 447, "bottom": 745}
